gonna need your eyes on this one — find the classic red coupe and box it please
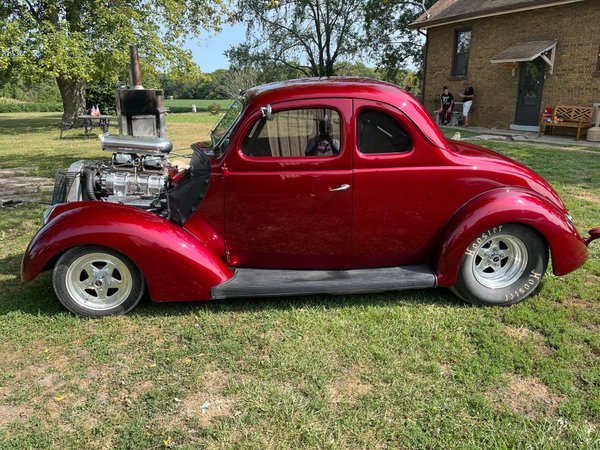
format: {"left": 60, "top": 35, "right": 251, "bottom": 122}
{"left": 21, "top": 78, "right": 599, "bottom": 316}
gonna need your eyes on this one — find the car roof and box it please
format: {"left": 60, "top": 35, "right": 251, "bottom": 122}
{"left": 244, "top": 77, "right": 405, "bottom": 105}
{"left": 242, "top": 77, "right": 447, "bottom": 149}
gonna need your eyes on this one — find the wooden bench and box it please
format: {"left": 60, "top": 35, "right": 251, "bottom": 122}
{"left": 539, "top": 105, "right": 595, "bottom": 141}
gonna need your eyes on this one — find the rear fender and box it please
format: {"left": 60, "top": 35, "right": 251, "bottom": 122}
{"left": 433, "top": 188, "right": 587, "bottom": 286}
{"left": 21, "top": 202, "right": 232, "bottom": 301}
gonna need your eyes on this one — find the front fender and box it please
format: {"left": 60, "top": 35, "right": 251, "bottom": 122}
{"left": 21, "top": 202, "right": 233, "bottom": 301}
{"left": 433, "top": 188, "right": 587, "bottom": 286}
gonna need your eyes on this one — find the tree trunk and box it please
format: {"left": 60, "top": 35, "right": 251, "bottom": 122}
{"left": 57, "top": 76, "right": 86, "bottom": 124}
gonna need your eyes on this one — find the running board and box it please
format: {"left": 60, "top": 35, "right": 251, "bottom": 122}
{"left": 212, "top": 265, "right": 436, "bottom": 299}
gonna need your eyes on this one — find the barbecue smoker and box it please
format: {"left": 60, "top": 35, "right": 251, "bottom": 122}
{"left": 116, "top": 46, "right": 167, "bottom": 138}
{"left": 51, "top": 47, "right": 210, "bottom": 223}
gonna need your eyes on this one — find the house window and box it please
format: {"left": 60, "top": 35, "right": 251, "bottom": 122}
{"left": 452, "top": 29, "right": 471, "bottom": 77}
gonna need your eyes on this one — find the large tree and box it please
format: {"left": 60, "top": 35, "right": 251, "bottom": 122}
{"left": 0, "top": 0, "right": 230, "bottom": 123}
{"left": 228, "top": 0, "right": 365, "bottom": 77}
{"left": 228, "top": 0, "right": 434, "bottom": 82}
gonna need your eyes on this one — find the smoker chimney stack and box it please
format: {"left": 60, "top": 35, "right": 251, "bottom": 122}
{"left": 129, "top": 46, "right": 143, "bottom": 90}
{"left": 115, "top": 46, "right": 166, "bottom": 137}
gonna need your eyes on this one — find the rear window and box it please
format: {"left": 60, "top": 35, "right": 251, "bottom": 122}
{"left": 357, "top": 109, "right": 412, "bottom": 154}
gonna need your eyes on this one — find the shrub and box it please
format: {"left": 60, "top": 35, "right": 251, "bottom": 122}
{"left": 86, "top": 81, "right": 118, "bottom": 115}
{"left": 0, "top": 101, "right": 63, "bottom": 113}
{"left": 207, "top": 102, "right": 222, "bottom": 115}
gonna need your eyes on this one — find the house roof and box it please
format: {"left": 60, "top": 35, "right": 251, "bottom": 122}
{"left": 410, "top": 0, "right": 588, "bottom": 29}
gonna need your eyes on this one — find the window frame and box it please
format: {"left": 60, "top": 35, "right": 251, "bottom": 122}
{"left": 451, "top": 28, "right": 472, "bottom": 77}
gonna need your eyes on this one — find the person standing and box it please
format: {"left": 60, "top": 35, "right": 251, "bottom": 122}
{"left": 440, "top": 86, "right": 454, "bottom": 125}
{"left": 462, "top": 81, "right": 474, "bottom": 127}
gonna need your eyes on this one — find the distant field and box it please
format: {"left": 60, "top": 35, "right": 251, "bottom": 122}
{"left": 165, "top": 99, "right": 234, "bottom": 114}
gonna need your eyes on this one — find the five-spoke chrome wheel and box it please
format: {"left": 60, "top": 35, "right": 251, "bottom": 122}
{"left": 471, "top": 234, "right": 528, "bottom": 289}
{"left": 53, "top": 246, "right": 144, "bottom": 316}
{"left": 64, "top": 252, "right": 134, "bottom": 311}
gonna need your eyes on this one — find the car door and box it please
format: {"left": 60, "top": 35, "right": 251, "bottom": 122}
{"left": 224, "top": 98, "right": 353, "bottom": 269}
{"left": 351, "top": 99, "right": 452, "bottom": 268}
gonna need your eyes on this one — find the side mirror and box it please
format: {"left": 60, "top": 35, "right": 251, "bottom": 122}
{"left": 261, "top": 104, "right": 273, "bottom": 120}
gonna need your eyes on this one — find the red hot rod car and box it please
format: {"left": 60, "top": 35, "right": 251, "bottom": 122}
{"left": 21, "top": 78, "right": 599, "bottom": 316}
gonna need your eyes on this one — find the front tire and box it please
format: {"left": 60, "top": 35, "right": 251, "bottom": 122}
{"left": 452, "top": 224, "right": 548, "bottom": 306}
{"left": 53, "top": 246, "right": 144, "bottom": 317}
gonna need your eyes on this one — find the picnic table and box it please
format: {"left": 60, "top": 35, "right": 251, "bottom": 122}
{"left": 77, "top": 114, "right": 115, "bottom": 137}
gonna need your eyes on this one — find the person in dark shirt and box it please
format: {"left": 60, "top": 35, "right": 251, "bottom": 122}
{"left": 305, "top": 118, "right": 340, "bottom": 156}
{"left": 440, "top": 86, "right": 454, "bottom": 125}
{"left": 462, "top": 81, "right": 474, "bottom": 127}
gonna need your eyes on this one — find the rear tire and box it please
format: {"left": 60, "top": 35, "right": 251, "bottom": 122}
{"left": 53, "top": 246, "right": 144, "bottom": 317}
{"left": 452, "top": 224, "right": 548, "bottom": 306}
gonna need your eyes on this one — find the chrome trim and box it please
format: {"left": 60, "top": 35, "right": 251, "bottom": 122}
{"left": 99, "top": 133, "right": 173, "bottom": 155}
{"left": 329, "top": 184, "right": 351, "bottom": 192}
{"left": 43, "top": 205, "right": 57, "bottom": 224}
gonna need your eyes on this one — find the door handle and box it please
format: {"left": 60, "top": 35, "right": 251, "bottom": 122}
{"left": 329, "top": 184, "right": 350, "bottom": 192}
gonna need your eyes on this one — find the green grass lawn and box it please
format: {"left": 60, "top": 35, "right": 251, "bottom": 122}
{"left": 0, "top": 113, "right": 599, "bottom": 448}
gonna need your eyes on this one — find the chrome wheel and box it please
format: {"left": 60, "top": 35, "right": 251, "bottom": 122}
{"left": 471, "top": 233, "right": 528, "bottom": 289}
{"left": 64, "top": 252, "right": 133, "bottom": 311}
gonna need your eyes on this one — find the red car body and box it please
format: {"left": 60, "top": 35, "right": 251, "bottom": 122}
{"left": 21, "top": 78, "right": 597, "bottom": 313}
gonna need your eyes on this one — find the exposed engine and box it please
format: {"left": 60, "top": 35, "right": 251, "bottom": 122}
{"left": 51, "top": 134, "right": 211, "bottom": 225}
{"left": 53, "top": 134, "right": 172, "bottom": 207}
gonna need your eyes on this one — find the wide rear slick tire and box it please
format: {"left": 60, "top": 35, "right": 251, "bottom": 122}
{"left": 53, "top": 245, "right": 145, "bottom": 317}
{"left": 452, "top": 224, "right": 549, "bottom": 306}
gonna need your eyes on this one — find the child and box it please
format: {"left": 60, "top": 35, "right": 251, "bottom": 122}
{"left": 440, "top": 86, "right": 454, "bottom": 125}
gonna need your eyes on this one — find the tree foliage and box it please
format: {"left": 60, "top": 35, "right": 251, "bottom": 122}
{"left": 0, "top": 0, "right": 230, "bottom": 121}
{"left": 364, "top": 0, "right": 437, "bottom": 80}
{"left": 229, "top": 0, "right": 434, "bottom": 83}
{"left": 229, "top": 0, "right": 365, "bottom": 77}
{"left": 212, "top": 67, "right": 259, "bottom": 98}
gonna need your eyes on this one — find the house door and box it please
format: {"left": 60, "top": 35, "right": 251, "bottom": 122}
{"left": 515, "top": 58, "right": 546, "bottom": 126}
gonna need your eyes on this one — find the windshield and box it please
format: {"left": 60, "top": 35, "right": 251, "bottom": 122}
{"left": 211, "top": 99, "right": 244, "bottom": 149}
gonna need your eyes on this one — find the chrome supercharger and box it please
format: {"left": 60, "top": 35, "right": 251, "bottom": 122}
{"left": 51, "top": 134, "right": 174, "bottom": 208}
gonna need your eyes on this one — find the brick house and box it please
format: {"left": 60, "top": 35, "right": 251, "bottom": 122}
{"left": 410, "top": 0, "right": 600, "bottom": 130}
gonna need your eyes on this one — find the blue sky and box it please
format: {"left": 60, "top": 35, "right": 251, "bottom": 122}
{"left": 185, "top": 23, "right": 247, "bottom": 73}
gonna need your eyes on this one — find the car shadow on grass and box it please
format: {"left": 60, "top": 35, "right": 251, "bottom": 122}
{"left": 0, "top": 254, "right": 65, "bottom": 316}
{"left": 0, "top": 252, "right": 465, "bottom": 317}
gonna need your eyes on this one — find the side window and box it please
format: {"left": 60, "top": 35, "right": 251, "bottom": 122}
{"left": 242, "top": 108, "right": 342, "bottom": 157}
{"left": 452, "top": 29, "right": 471, "bottom": 77}
{"left": 357, "top": 109, "right": 412, "bottom": 154}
